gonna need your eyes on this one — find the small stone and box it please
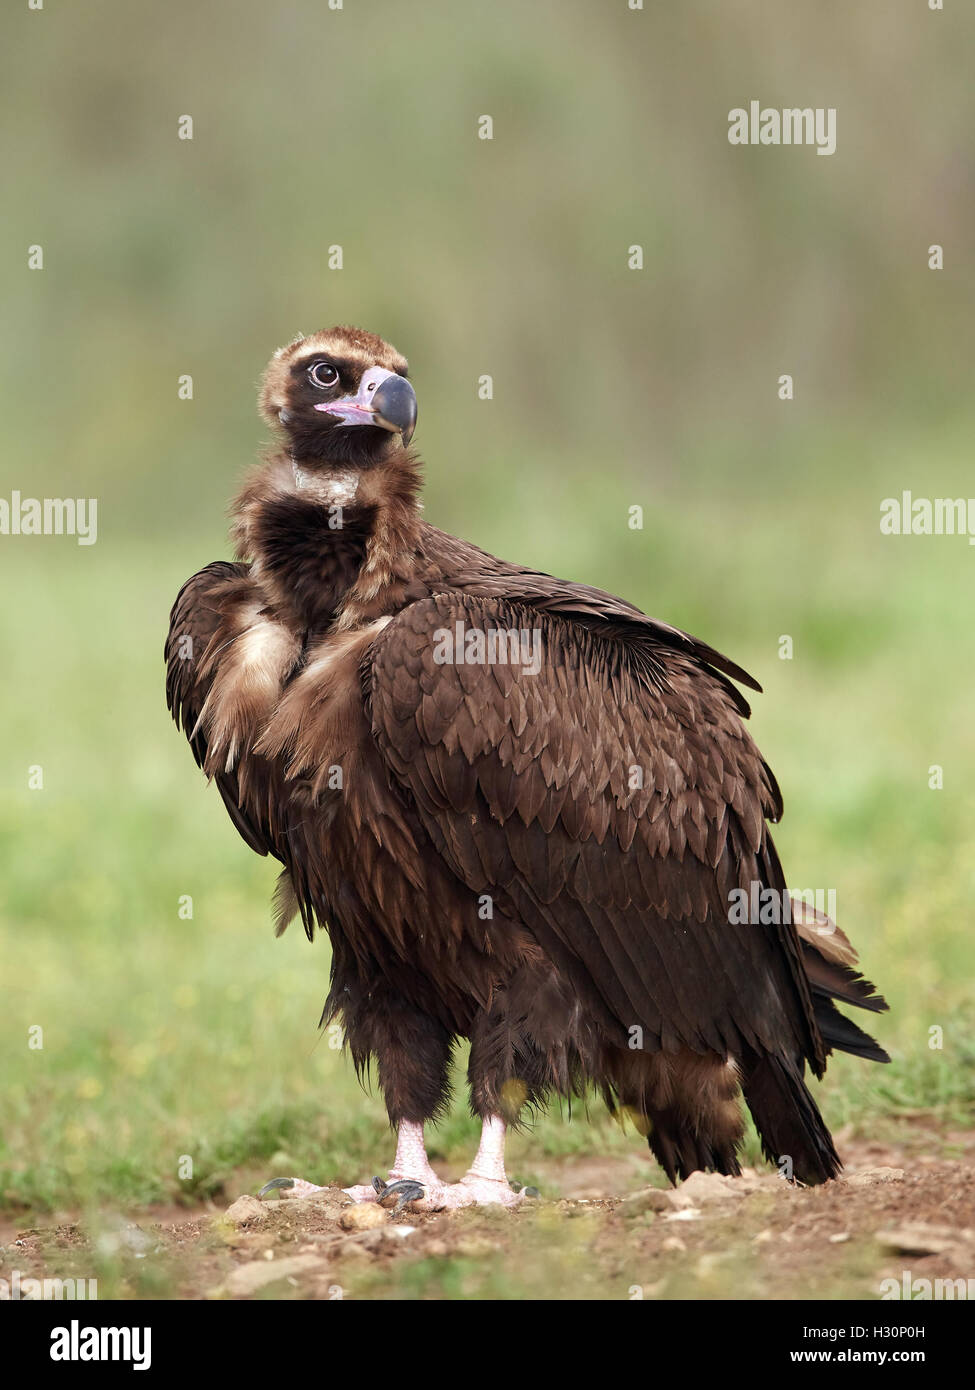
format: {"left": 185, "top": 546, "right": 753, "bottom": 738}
{"left": 661, "top": 1235, "right": 687, "bottom": 1253}
{"left": 842, "top": 1167, "right": 905, "bottom": 1188}
{"left": 879, "top": 1223, "right": 964, "bottom": 1256}
{"left": 828, "top": 1232, "right": 850, "bottom": 1244}
{"left": 621, "top": 1187, "right": 672, "bottom": 1216}
{"left": 669, "top": 1172, "right": 748, "bottom": 1207}
{"left": 224, "top": 1195, "right": 267, "bottom": 1227}
{"left": 339, "top": 1203, "right": 388, "bottom": 1232}
{"left": 222, "top": 1253, "right": 325, "bottom": 1296}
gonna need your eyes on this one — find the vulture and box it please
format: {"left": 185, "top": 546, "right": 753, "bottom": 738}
{"left": 165, "top": 326, "right": 888, "bottom": 1211}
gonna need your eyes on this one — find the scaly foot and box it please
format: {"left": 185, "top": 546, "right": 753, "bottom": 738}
{"left": 257, "top": 1115, "right": 535, "bottom": 1212}
{"left": 343, "top": 1171, "right": 525, "bottom": 1211}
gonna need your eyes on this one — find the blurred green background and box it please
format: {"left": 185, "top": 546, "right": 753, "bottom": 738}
{"left": 2, "top": 0, "right": 973, "bottom": 1234}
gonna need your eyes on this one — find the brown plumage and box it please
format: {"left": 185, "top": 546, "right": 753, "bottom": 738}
{"left": 165, "top": 326, "right": 888, "bottom": 1205}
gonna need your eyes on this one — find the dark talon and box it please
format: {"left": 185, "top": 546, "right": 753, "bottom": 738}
{"left": 257, "top": 1177, "right": 296, "bottom": 1197}
{"left": 377, "top": 1178, "right": 427, "bottom": 1213}
{"left": 522, "top": 1185, "right": 540, "bottom": 1198}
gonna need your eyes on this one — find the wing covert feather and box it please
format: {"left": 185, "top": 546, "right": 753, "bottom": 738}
{"left": 369, "top": 592, "right": 821, "bottom": 1065}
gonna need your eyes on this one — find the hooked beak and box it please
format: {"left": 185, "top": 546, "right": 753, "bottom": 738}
{"left": 313, "top": 366, "right": 417, "bottom": 444}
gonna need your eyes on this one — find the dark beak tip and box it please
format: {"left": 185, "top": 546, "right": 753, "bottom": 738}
{"left": 372, "top": 376, "right": 417, "bottom": 442}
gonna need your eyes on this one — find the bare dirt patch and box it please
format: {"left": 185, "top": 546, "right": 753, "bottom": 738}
{"left": 3, "top": 1130, "right": 973, "bottom": 1301}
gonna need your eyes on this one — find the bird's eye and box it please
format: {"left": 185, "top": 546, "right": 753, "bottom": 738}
{"left": 308, "top": 361, "right": 339, "bottom": 388}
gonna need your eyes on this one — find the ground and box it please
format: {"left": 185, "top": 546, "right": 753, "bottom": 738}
{"left": 4, "top": 1125, "right": 973, "bottom": 1301}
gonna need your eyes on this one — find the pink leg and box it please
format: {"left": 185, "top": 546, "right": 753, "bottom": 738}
{"left": 264, "top": 1116, "right": 525, "bottom": 1211}
{"left": 350, "top": 1114, "right": 524, "bottom": 1210}
{"left": 468, "top": 1113, "right": 510, "bottom": 1180}
{"left": 342, "top": 1119, "right": 447, "bottom": 1205}
{"left": 445, "top": 1114, "right": 524, "bottom": 1208}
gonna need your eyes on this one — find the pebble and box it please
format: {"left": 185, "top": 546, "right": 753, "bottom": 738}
{"left": 339, "top": 1203, "right": 388, "bottom": 1232}
{"left": 879, "top": 1223, "right": 964, "bottom": 1256}
{"left": 224, "top": 1195, "right": 267, "bottom": 1227}
{"left": 842, "top": 1167, "right": 906, "bottom": 1188}
{"left": 620, "top": 1187, "right": 672, "bottom": 1216}
{"left": 669, "top": 1171, "right": 749, "bottom": 1206}
{"left": 223, "top": 1254, "right": 325, "bottom": 1297}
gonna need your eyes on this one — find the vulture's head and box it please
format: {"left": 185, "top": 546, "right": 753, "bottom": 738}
{"left": 260, "top": 326, "right": 417, "bottom": 466}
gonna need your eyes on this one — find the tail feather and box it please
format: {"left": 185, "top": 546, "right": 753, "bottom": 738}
{"left": 741, "top": 1052, "right": 842, "bottom": 1185}
{"left": 803, "top": 949, "right": 888, "bottom": 1016}
{"left": 792, "top": 899, "right": 890, "bottom": 1060}
{"left": 814, "top": 997, "right": 891, "bottom": 1063}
